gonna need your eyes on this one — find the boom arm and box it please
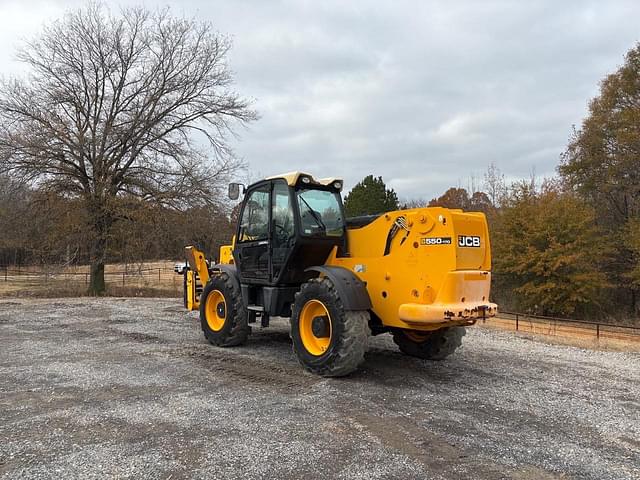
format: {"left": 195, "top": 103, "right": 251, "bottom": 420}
{"left": 183, "top": 246, "right": 210, "bottom": 310}
{"left": 185, "top": 246, "right": 210, "bottom": 284}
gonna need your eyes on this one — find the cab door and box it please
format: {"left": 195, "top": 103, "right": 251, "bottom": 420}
{"left": 270, "top": 180, "right": 296, "bottom": 283}
{"left": 234, "top": 183, "right": 270, "bottom": 282}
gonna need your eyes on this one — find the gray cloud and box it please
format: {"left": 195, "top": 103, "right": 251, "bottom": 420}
{"left": 1, "top": 0, "right": 639, "bottom": 199}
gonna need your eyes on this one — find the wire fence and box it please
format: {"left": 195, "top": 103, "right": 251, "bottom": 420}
{"left": 1, "top": 264, "right": 182, "bottom": 296}
{"left": 486, "top": 310, "right": 640, "bottom": 343}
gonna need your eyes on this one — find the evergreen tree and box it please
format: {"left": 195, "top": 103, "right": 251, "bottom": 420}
{"left": 343, "top": 175, "right": 399, "bottom": 217}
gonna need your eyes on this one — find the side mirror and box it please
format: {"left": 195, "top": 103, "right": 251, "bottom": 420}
{"left": 228, "top": 182, "right": 242, "bottom": 200}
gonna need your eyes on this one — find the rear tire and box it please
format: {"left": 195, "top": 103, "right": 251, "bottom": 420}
{"left": 200, "top": 273, "right": 250, "bottom": 347}
{"left": 392, "top": 327, "right": 465, "bottom": 360}
{"left": 290, "top": 278, "right": 370, "bottom": 377}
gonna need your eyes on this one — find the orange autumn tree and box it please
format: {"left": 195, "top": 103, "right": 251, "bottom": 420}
{"left": 491, "top": 181, "right": 607, "bottom": 317}
{"left": 560, "top": 43, "right": 640, "bottom": 314}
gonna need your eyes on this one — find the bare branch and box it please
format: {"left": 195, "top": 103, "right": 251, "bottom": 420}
{"left": 0, "top": 2, "right": 255, "bottom": 205}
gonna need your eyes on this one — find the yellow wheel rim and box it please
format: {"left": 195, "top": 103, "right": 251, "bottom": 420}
{"left": 299, "top": 299, "right": 332, "bottom": 356}
{"left": 205, "top": 289, "right": 226, "bottom": 332}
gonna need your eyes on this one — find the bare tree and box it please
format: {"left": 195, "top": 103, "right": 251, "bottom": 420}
{"left": 400, "top": 198, "right": 427, "bottom": 209}
{"left": 483, "top": 162, "right": 506, "bottom": 207}
{"left": 0, "top": 3, "right": 256, "bottom": 293}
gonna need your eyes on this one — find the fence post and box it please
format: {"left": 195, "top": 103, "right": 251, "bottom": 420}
{"left": 158, "top": 268, "right": 161, "bottom": 282}
{"left": 4, "top": 266, "right": 7, "bottom": 282}
{"left": 122, "top": 272, "right": 125, "bottom": 287}
{"left": 515, "top": 313, "right": 519, "bottom": 331}
{"left": 596, "top": 323, "right": 600, "bottom": 340}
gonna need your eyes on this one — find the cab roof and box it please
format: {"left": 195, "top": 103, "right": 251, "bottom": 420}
{"left": 265, "top": 171, "right": 344, "bottom": 191}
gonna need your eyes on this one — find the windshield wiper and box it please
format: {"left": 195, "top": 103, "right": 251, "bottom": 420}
{"left": 298, "top": 195, "right": 326, "bottom": 231}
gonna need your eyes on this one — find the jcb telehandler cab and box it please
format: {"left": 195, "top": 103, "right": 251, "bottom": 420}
{"left": 180, "top": 172, "right": 497, "bottom": 376}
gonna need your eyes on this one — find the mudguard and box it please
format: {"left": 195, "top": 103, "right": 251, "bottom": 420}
{"left": 306, "top": 265, "right": 372, "bottom": 311}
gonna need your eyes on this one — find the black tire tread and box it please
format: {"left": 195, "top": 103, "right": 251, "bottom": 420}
{"left": 291, "top": 278, "right": 370, "bottom": 377}
{"left": 392, "top": 326, "right": 465, "bottom": 360}
{"left": 200, "top": 272, "right": 250, "bottom": 347}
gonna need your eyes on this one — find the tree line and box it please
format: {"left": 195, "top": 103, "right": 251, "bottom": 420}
{"left": 344, "top": 44, "right": 640, "bottom": 322}
{"left": 0, "top": 174, "right": 234, "bottom": 270}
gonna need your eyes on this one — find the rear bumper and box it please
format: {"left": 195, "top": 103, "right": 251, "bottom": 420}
{"left": 398, "top": 301, "right": 497, "bottom": 325}
{"left": 398, "top": 269, "right": 497, "bottom": 325}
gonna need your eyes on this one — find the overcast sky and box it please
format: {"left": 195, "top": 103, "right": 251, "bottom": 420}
{"left": 1, "top": 0, "right": 638, "bottom": 200}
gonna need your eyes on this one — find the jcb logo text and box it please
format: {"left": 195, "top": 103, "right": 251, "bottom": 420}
{"left": 458, "top": 236, "right": 480, "bottom": 247}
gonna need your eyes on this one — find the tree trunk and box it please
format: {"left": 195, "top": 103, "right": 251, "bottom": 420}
{"left": 87, "top": 199, "right": 111, "bottom": 296}
{"left": 88, "top": 233, "right": 107, "bottom": 295}
{"left": 89, "top": 259, "right": 106, "bottom": 295}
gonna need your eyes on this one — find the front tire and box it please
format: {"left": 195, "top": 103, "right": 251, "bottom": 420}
{"left": 290, "top": 278, "right": 370, "bottom": 377}
{"left": 392, "top": 327, "right": 465, "bottom": 360}
{"left": 199, "top": 273, "right": 249, "bottom": 347}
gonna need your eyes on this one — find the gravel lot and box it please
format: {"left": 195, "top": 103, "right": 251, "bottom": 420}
{"left": 1, "top": 298, "right": 638, "bottom": 480}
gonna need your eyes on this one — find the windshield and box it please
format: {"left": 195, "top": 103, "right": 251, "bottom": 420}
{"left": 296, "top": 188, "right": 345, "bottom": 237}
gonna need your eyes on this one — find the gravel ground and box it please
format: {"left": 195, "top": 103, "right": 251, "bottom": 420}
{"left": 0, "top": 298, "right": 638, "bottom": 480}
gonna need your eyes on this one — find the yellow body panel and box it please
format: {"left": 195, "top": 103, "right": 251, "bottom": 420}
{"left": 219, "top": 245, "right": 234, "bottom": 264}
{"left": 326, "top": 207, "right": 497, "bottom": 331}
{"left": 185, "top": 270, "right": 197, "bottom": 310}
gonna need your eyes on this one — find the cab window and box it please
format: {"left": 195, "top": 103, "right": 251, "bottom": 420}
{"left": 272, "top": 181, "right": 295, "bottom": 278}
{"left": 296, "top": 188, "right": 344, "bottom": 237}
{"left": 273, "top": 181, "right": 294, "bottom": 244}
{"left": 238, "top": 186, "right": 269, "bottom": 242}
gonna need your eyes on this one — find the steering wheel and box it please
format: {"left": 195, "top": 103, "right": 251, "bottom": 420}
{"left": 274, "top": 223, "right": 292, "bottom": 245}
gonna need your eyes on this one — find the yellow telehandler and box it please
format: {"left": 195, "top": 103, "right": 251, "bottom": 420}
{"left": 179, "top": 172, "right": 497, "bottom": 376}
